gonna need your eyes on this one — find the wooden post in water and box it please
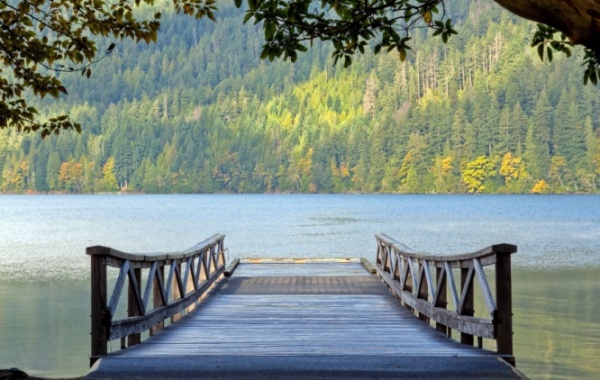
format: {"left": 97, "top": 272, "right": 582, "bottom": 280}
{"left": 89, "top": 247, "right": 108, "bottom": 366}
{"left": 495, "top": 249, "right": 514, "bottom": 363}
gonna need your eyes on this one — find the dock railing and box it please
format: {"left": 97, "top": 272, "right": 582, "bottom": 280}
{"left": 375, "top": 233, "right": 517, "bottom": 365}
{"left": 87, "top": 234, "right": 226, "bottom": 365}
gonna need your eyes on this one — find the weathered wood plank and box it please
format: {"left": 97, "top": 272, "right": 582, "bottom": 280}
{"left": 127, "top": 267, "right": 143, "bottom": 347}
{"left": 360, "top": 257, "right": 377, "bottom": 274}
{"left": 378, "top": 269, "right": 495, "bottom": 339}
{"left": 376, "top": 233, "right": 517, "bottom": 265}
{"left": 224, "top": 258, "right": 240, "bottom": 277}
{"left": 110, "top": 263, "right": 500, "bottom": 356}
{"left": 495, "top": 251, "right": 514, "bottom": 361}
{"left": 107, "top": 260, "right": 129, "bottom": 316}
{"left": 87, "top": 259, "right": 523, "bottom": 379}
{"left": 109, "top": 265, "right": 224, "bottom": 340}
{"left": 473, "top": 258, "right": 496, "bottom": 317}
{"left": 90, "top": 253, "right": 107, "bottom": 364}
{"left": 210, "top": 276, "right": 390, "bottom": 296}
{"left": 232, "top": 262, "right": 369, "bottom": 277}
{"left": 110, "top": 290, "right": 499, "bottom": 359}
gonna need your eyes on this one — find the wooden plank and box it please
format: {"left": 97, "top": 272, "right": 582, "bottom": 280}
{"left": 127, "top": 267, "right": 143, "bottom": 347}
{"left": 224, "top": 258, "right": 240, "bottom": 277}
{"left": 127, "top": 266, "right": 144, "bottom": 317}
{"left": 90, "top": 253, "right": 107, "bottom": 364}
{"left": 458, "top": 262, "right": 475, "bottom": 316}
{"left": 495, "top": 251, "right": 514, "bottom": 360}
{"left": 142, "top": 262, "right": 157, "bottom": 312}
{"left": 150, "top": 265, "right": 165, "bottom": 336}
{"left": 473, "top": 258, "right": 496, "bottom": 316}
{"left": 210, "top": 276, "right": 390, "bottom": 296}
{"left": 434, "top": 266, "right": 448, "bottom": 335}
{"left": 232, "top": 262, "right": 369, "bottom": 277}
{"left": 86, "top": 234, "right": 225, "bottom": 262}
{"left": 445, "top": 262, "right": 460, "bottom": 311}
{"left": 108, "top": 265, "right": 224, "bottom": 340}
{"left": 377, "top": 269, "right": 495, "bottom": 339}
{"left": 375, "top": 233, "right": 517, "bottom": 265}
{"left": 422, "top": 260, "right": 435, "bottom": 299}
{"left": 241, "top": 258, "right": 359, "bottom": 264}
{"left": 360, "top": 258, "right": 376, "bottom": 274}
{"left": 112, "top": 291, "right": 499, "bottom": 359}
{"left": 460, "top": 263, "right": 475, "bottom": 345}
{"left": 93, "top": 259, "right": 517, "bottom": 378}
{"left": 107, "top": 260, "right": 129, "bottom": 316}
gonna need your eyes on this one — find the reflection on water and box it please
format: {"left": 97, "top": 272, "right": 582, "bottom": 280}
{"left": 0, "top": 282, "right": 89, "bottom": 377}
{"left": 514, "top": 269, "right": 600, "bottom": 379}
{"left": 0, "top": 194, "right": 599, "bottom": 378}
{"left": 5, "top": 273, "right": 598, "bottom": 379}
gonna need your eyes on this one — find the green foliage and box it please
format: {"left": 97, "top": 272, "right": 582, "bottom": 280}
{"left": 1, "top": 1, "right": 600, "bottom": 194}
{"left": 239, "top": 0, "right": 455, "bottom": 68}
{"left": 531, "top": 23, "right": 600, "bottom": 85}
{"left": 0, "top": 0, "right": 217, "bottom": 136}
{"left": 2, "top": 0, "right": 600, "bottom": 140}
{"left": 531, "top": 24, "right": 572, "bottom": 62}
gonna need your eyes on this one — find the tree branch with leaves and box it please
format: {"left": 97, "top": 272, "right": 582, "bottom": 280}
{"left": 2, "top": 0, "right": 600, "bottom": 137}
{"left": 0, "top": 0, "right": 216, "bottom": 137}
{"left": 238, "top": 0, "right": 456, "bottom": 66}
{"left": 238, "top": 0, "right": 600, "bottom": 84}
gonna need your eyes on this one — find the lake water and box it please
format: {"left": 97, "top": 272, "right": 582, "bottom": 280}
{"left": 0, "top": 194, "right": 599, "bottom": 379}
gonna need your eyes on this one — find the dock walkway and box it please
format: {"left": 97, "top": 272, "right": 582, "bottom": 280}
{"left": 85, "top": 260, "right": 524, "bottom": 379}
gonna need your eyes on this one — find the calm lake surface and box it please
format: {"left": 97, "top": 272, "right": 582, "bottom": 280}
{"left": 1, "top": 194, "right": 599, "bottom": 379}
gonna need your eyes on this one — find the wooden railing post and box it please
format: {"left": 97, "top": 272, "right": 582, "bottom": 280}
{"left": 495, "top": 250, "right": 514, "bottom": 362}
{"left": 218, "top": 238, "right": 225, "bottom": 266}
{"left": 89, "top": 249, "right": 108, "bottom": 366}
{"left": 460, "top": 265, "right": 474, "bottom": 346}
{"left": 88, "top": 235, "right": 227, "bottom": 361}
{"left": 151, "top": 264, "right": 165, "bottom": 336}
{"left": 417, "top": 264, "right": 429, "bottom": 323}
{"left": 374, "top": 234, "right": 516, "bottom": 363}
{"left": 127, "top": 268, "right": 142, "bottom": 347}
{"left": 435, "top": 266, "right": 448, "bottom": 335}
{"left": 172, "top": 262, "right": 182, "bottom": 323}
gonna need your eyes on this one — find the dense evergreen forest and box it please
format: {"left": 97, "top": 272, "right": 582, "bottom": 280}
{"left": 1, "top": 1, "right": 599, "bottom": 194}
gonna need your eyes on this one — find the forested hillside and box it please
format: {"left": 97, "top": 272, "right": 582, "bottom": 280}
{"left": 1, "top": 1, "right": 599, "bottom": 194}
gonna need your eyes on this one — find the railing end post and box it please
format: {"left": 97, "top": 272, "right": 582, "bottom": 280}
{"left": 90, "top": 254, "right": 108, "bottom": 362}
{"left": 495, "top": 251, "right": 513, "bottom": 357}
{"left": 492, "top": 244, "right": 517, "bottom": 255}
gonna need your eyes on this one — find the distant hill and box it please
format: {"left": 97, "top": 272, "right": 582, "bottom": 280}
{"left": 1, "top": 0, "right": 599, "bottom": 194}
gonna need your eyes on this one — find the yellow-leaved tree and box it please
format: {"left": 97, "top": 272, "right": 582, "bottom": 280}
{"left": 462, "top": 156, "right": 496, "bottom": 193}
{"left": 100, "top": 157, "right": 119, "bottom": 192}
{"left": 499, "top": 152, "right": 528, "bottom": 191}
{"left": 531, "top": 179, "right": 550, "bottom": 194}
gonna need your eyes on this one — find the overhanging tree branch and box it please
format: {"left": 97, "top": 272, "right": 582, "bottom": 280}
{"left": 2, "top": 0, "right": 600, "bottom": 136}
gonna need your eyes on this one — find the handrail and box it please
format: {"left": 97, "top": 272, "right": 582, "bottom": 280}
{"left": 87, "top": 234, "right": 226, "bottom": 365}
{"left": 375, "top": 233, "right": 517, "bottom": 365}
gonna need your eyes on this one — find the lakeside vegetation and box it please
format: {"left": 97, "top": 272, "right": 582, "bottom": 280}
{"left": 1, "top": 1, "right": 599, "bottom": 194}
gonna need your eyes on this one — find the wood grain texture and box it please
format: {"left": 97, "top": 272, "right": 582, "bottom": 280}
{"left": 86, "top": 261, "right": 527, "bottom": 379}
{"left": 107, "top": 263, "right": 502, "bottom": 359}
{"left": 375, "top": 234, "right": 516, "bottom": 360}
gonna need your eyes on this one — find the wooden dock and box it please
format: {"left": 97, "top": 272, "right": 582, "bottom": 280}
{"left": 84, "top": 235, "right": 525, "bottom": 379}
